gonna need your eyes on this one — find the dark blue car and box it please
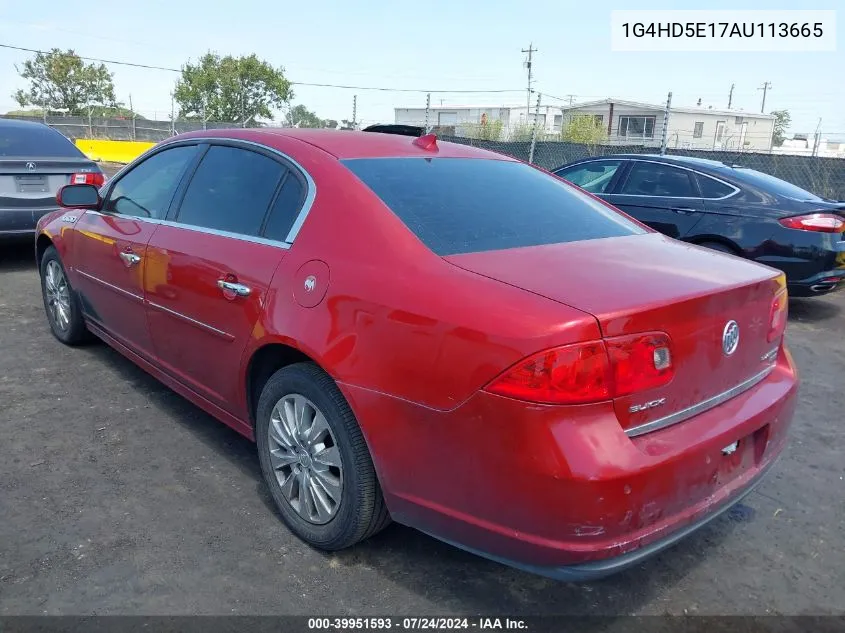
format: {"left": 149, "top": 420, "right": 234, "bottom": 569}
{"left": 553, "top": 154, "right": 845, "bottom": 297}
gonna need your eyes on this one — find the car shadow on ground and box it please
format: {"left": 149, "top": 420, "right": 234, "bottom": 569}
{"left": 0, "top": 240, "right": 37, "bottom": 272}
{"left": 788, "top": 296, "right": 842, "bottom": 324}
{"left": 77, "top": 339, "right": 747, "bottom": 617}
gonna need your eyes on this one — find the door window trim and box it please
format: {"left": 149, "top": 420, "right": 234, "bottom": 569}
{"left": 613, "top": 159, "right": 739, "bottom": 201}
{"left": 96, "top": 137, "right": 317, "bottom": 248}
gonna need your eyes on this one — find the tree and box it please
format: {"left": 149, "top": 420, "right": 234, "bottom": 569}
{"left": 286, "top": 104, "right": 323, "bottom": 128}
{"left": 13, "top": 48, "right": 117, "bottom": 116}
{"left": 561, "top": 115, "right": 608, "bottom": 144}
{"left": 174, "top": 53, "right": 292, "bottom": 124}
{"left": 771, "top": 110, "right": 792, "bottom": 146}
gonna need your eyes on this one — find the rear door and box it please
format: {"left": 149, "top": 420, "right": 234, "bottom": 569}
{"left": 73, "top": 144, "right": 200, "bottom": 356}
{"left": 604, "top": 159, "right": 705, "bottom": 239}
{"left": 145, "top": 142, "right": 304, "bottom": 413}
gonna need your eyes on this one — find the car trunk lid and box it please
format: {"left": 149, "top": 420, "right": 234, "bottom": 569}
{"left": 445, "top": 233, "right": 783, "bottom": 434}
{"left": 0, "top": 157, "right": 100, "bottom": 210}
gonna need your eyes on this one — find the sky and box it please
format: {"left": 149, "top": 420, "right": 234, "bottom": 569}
{"left": 0, "top": 0, "right": 842, "bottom": 136}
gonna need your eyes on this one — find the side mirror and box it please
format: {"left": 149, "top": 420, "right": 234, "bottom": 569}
{"left": 57, "top": 184, "right": 101, "bottom": 210}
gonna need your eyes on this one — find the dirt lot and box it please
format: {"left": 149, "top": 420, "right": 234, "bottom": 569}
{"left": 0, "top": 237, "right": 843, "bottom": 616}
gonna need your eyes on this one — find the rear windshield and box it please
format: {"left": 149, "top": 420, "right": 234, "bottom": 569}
{"left": 342, "top": 157, "right": 645, "bottom": 255}
{"left": 732, "top": 167, "right": 824, "bottom": 202}
{"left": 0, "top": 124, "right": 85, "bottom": 158}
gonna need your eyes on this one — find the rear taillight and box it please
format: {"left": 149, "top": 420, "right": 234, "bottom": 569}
{"left": 605, "top": 332, "right": 674, "bottom": 397}
{"left": 768, "top": 288, "right": 788, "bottom": 343}
{"left": 484, "top": 341, "right": 612, "bottom": 405}
{"left": 779, "top": 213, "right": 844, "bottom": 233}
{"left": 71, "top": 172, "right": 105, "bottom": 187}
{"left": 484, "top": 333, "right": 674, "bottom": 405}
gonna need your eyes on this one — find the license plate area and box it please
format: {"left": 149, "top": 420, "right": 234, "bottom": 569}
{"left": 715, "top": 424, "right": 770, "bottom": 485}
{"left": 15, "top": 175, "right": 49, "bottom": 193}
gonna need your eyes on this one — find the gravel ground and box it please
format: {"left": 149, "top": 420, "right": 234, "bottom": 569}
{"left": 0, "top": 236, "right": 843, "bottom": 616}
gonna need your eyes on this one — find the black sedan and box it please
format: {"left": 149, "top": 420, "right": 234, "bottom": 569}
{"left": 0, "top": 118, "right": 104, "bottom": 238}
{"left": 553, "top": 154, "right": 845, "bottom": 297}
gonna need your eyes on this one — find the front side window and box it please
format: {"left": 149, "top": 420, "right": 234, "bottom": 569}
{"left": 618, "top": 116, "right": 656, "bottom": 139}
{"left": 343, "top": 157, "right": 645, "bottom": 256}
{"left": 176, "top": 145, "right": 284, "bottom": 237}
{"left": 104, "top": 145, "right": 198, "bottom": 219}
{"left": 555, "top": 160, "right": 622, "bottom": 194}
{"left": 620, "top": 162, "right": 697, "bottom": 198}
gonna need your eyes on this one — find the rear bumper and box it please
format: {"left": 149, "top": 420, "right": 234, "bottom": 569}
{"left": 787, "top": 268, "right": 845, "bottom": 297}
{"left": 427, "top": 455, "right": 777, "bottom": 581}
{"left": 0, "top": 207, "right": 58, "bottom": 235}
{"left": 343, "top": 345, "right": 799, "bottom": 578}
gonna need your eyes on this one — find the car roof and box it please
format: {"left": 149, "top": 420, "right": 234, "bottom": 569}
{"left": 0, "top": 117, "right": 55, "bottom": 131}
{"left": 174, "top": 128, "right": 514, "bottom": 161}
{"left": 569, "top": 153, "right": 732, "bottom": 171}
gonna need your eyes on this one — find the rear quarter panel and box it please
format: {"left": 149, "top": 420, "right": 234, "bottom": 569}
{"left": 240, "top": 149, "right": 602, "bottom": 412}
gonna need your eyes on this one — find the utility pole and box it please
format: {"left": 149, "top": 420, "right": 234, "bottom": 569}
{"left": 812, "top": 118, "right": 822, "bottom": 157}
{"left": 528, "top": 92, "right": 542, "bottom": 165}
{"left": 424, "top": 93, "right": 431, "bottom": 133}
{"left": 352, "top": 94, "right": 357, "bottom": 130}
{"left": 660, "top": 91, "right": 673, "bottom": 155}
{"left": 566, "top": 94, "right": 575, "bottom": 106}
{"left": 170, "top": 93, "right": 175, "bottom": 137}
{"left": 521, "top": 43, "right": 537, "bottom": 118}
{"left": 728, "top": 83, "right": 734, "bottom": 109}
{"left": 129, "top": 94, "right": 136, "bottom": 141}
{"left": 758, "top": 82, "right": 771, "bottom": 113}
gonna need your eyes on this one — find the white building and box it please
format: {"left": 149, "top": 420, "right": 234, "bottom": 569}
{"left": 560, "top": 98, "right": 776, "bottom": 151}
{"left": 394, "top": 104, "right": 562, "bottom": 138}
{"left": 394, "top": 98, "right": 776, "bottom": 150}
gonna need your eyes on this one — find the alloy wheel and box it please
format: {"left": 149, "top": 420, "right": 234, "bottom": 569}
{"left": 267, "top": 394, "right": 344, "bottom": 525}
{"left": 44, "top": 260, "right": 71, "bottom": 332}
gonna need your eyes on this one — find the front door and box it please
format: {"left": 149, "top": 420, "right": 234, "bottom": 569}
{"left": 73, "top": 144, "right": 200, "bottom": 356}
{"left": 145, "top": 143, "right": 302, "bottom": 414}
{"left": 604, "top": 159, "right": 704, "bottom": 239}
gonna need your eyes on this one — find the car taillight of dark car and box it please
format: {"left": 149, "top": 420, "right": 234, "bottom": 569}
{"left": 778, "top": 213, "right": 845, "bottom": 233}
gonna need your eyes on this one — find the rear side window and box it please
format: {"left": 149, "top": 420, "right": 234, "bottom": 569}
{"left": 620, "top": 162, "right": 697, "bottom": 197}
{"left": 343, "top": 158, "right": 645, "bottom": 256}
{"left": 262, "top": 172, "right": 305, "bottom": 242}
{"left": 0, "top": 123, "right": 84, "bottom": 157}
{"left": 554, "top": 160, "right": 622, "bottom": 194}
{"left": 696, "top": 174, "right": 735, "bottom": 199}
{"left": 176, "top": 145, "right": 284, "bottom": 237}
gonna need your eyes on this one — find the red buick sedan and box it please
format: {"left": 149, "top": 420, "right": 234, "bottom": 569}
{"left": 35, "top": 129, "right": 798, "bottom": 580}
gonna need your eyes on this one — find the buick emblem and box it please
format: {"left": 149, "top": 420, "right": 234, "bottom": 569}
{"left": 26, "top": 162, "right": 36, "bottom": 172}
{"left": 722, "top": 320, "right": 740, "bottom": 356}
{"left": 304, "top": 275, "right": 316, "bottom": 292}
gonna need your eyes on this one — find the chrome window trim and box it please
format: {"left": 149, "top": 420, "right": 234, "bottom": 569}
{"left": 148, "top": 301, "right": 235, "bottom": 341}
{"left": 625, "top": 363, "right": 776, "bottom": 438}
{"left": 98, "top": 136, "right": 316, "bottom": 245}
{"left": 615, "top": 159, "right": 740, "bottom": 201}
{"left": 76, "top": 269, "right": 144, "bottom": 303}
{"left": 84, "top": 210, "right": 291, "bottom": 250}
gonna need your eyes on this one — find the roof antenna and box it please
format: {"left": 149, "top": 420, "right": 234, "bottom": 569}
{"left": 413, "top": 133, "right": 439, "bottom": 151}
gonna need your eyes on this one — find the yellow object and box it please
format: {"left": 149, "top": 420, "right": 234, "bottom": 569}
{"left": 74, "top": 139, "right": 156, "bottom": 164}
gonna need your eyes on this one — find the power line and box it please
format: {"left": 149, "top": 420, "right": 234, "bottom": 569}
{"left": 0, "top": 43, "right": 524, "bottom": 94}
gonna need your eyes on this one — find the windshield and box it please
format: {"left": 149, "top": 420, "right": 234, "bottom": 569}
{"left": 343, "top": 157, "right": 646, "bottom": 256}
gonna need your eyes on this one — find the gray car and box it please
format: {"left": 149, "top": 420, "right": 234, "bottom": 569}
{"left": 1, "top": 118, "right": 104, "bottom": 237}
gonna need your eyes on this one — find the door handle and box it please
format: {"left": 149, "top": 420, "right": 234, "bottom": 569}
{"left": 217, "top": 279, "right": 251, "bottom": 297}
{"left": 671, "top": 207, "right": 696, "bottom": 214}
{"left": 118, "top": 251, "right": 141, "bottom": 266}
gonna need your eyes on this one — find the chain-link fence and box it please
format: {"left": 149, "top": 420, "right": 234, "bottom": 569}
{"left": 441, "top": 136, "right": 845, "bottom": 201}
{"left": 4, "top": 113, "right": 844, "bottom": 200}
{"left": 1, "top": 114, "right": 238, "bottom": 142}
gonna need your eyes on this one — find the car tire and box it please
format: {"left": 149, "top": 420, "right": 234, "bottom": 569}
{"left": 39, "top": 246, "right": 90, "bottom": 346}
{"left": 255, "top": 362, "right": 391, "bottom": 550}
{"left": 697, "top": 241, "right": 737, "bottom": 255}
